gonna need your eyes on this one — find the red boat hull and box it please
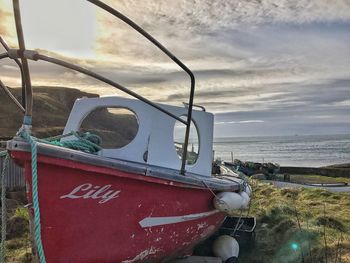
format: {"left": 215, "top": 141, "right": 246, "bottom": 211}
{"left": 11, "top": 151, "right": 225, "bottom": 263}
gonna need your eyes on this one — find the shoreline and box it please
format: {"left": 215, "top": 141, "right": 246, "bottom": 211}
{"left": 280, "top": 165, "right": 350, "bottom": 178}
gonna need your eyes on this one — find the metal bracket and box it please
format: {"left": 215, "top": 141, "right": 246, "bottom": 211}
{"left": 7, "top": 49, "right": 39, "bottom": 61}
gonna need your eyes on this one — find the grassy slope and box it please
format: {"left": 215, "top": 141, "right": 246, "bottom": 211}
{"left": 0, "top": 86, "right": 98, "bottom": 138}
{"left": 240, "top": 180, "right": 350, "bottom": 263}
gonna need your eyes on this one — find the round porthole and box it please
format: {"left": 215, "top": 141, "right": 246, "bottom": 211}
{"left": 173, "top": 116, "right": 199, "bottom": 165}
{"left": 80, "top": 107, "right": 138, "bottom": 149}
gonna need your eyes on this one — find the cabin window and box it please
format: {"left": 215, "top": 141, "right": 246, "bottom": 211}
{"left": 80, "top": 107, "right": 138, "bottom": 149}
{"left": 173, "top": 116, "right": 199, "bottom": 165}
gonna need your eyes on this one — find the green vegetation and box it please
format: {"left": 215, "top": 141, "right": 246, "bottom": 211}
{"left": 5, "top": 207, "right": 32, "bottom": 263}
{"left": 239, "top": 180, "right": 350, "bottom": 263}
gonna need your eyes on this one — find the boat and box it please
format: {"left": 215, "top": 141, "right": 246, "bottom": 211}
{"left": 0, "top": 1, "right": 251, "bottom": 262}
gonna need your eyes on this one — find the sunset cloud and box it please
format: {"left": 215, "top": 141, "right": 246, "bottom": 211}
{"left": 0, "top": 9, "right": 10, "bottom": 36}
{"left": 0, "top": 0, "right": 349, "bottom": 136}
{"left": 96, "top": 0, "right": 350, "bottom": 59}
{"left": 104, "top": 0, "right": 350, "bottom": 28}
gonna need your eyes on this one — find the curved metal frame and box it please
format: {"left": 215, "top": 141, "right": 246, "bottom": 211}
{"left": 0, "top": 36, "right": 26, "bottom": 107}
{"left": 1, "top": 0, "right": 197, "bottom": 175}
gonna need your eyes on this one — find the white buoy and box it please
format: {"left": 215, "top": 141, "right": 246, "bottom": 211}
{"left": 213, "top": 190, "right": 251, "bottom": 213}
{"left": 212, "top": 235, "right": 239, "bottom": 263}
{"left": 214, "top": 192, "right": 243, "bottom": 212}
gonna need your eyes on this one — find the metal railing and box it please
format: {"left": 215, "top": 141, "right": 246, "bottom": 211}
{"left": 0, "top": 0, "right": 196, "bottom": 175}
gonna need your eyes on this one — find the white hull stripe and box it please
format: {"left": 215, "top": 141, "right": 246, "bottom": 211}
{"left": 139, "top": 210, "right": 219, "bottom": 228}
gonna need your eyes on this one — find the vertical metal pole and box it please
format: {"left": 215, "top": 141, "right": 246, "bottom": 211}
{"left": 180, "top": 74, "right": 195, "bottom": 175}
{"left": 21, "top": 74, "right": 26, "bottom": 108}
{"left": 231, "top": 151, "right": 234, "bottom": 163}
{"left": 13, "top": 0, "right": 33, "bottom": 126}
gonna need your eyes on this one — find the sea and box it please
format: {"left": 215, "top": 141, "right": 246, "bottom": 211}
{"left": 213, "top": 134, "right": 350, "bottom": 167}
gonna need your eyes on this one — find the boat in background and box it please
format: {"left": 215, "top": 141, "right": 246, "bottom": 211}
{"left": 1, "top": 0, "right": 251, "bottom": 262}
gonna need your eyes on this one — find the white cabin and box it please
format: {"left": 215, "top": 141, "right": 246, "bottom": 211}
{"left": 63, "top": 96, "right": 214, "bottom": 177}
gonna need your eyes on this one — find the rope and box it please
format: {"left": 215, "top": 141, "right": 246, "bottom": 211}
{"left": 232, "top": 209, "right": 244, "bottom": 236}
{"left": 0, "top": 153, "right": 9, "bottom": 263}
{"left": 202, "top": 180, "right": 219, "bottom": 199}
{"left": 20, "top": 131, "right": 46, "bottom": 263}
{"left": 41, "top": 131, "right": 102, "bottom": 154}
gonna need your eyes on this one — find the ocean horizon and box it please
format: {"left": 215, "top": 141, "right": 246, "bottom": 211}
{"left": 213, "top": 133, "right": 350, "bottom": 167}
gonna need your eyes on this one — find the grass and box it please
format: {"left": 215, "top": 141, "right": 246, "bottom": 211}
{"left": 5, "top": 207, "right": 32, "bottom": 263}
{"left": 239, "top": 180, "right": 350, "bottom": 263}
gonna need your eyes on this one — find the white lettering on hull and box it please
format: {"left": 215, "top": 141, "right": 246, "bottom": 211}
{"left": 60, "top": 183, "right": 121, "bottom": 204}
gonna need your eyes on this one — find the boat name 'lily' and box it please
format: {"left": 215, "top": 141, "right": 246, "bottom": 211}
{"left": 60, "top": 183, "right": 121, "bottom": 204}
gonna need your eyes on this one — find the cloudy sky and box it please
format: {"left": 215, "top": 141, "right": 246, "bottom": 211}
{"left": 0, "top": 0, "right": 350, "bottom": 137}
